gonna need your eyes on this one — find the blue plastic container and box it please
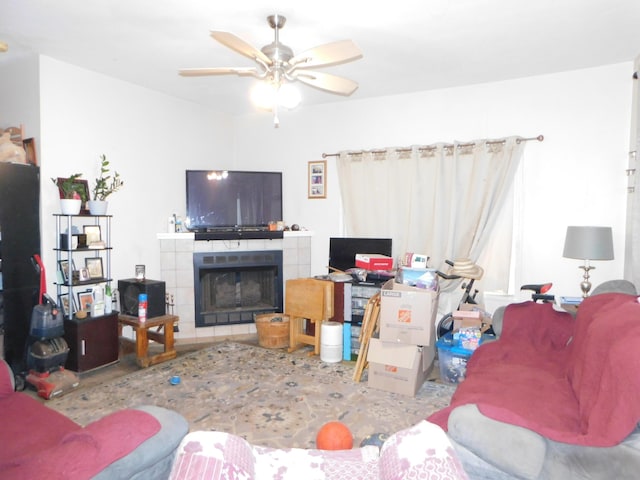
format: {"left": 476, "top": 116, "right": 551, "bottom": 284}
{"left": 436, "top": 332, "right": 493, "bottom": 384}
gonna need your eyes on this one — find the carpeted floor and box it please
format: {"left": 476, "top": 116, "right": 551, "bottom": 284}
{"left": 48, "top": 341, "right": 455, "bottom": 449}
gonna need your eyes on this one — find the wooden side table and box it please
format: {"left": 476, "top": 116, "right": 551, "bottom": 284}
{"left": 118, "top": 314, "right": 178, "bottom": 367}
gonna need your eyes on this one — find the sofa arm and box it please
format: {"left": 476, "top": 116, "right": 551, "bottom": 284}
{"left": 448, "top": 404, "right": 547, "bottom": 479}
{"left": 94, "top": 405, "right": 188, "bottom": 480}
{"left": 0, "top": 406, "right": 187, "bottom": 480}
{"left": 0, "top": 359, "right": 15, "bottom": 398}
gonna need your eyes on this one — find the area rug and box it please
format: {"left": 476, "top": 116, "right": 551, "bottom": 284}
{"left": 48, "top": 341, "right": 455, "bottom": 449}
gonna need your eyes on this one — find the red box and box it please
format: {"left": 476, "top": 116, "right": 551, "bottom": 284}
{"left": 355, "top": 253, "right": 393, "bottom": 270}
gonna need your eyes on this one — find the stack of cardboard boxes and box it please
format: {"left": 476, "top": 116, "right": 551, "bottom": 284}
{"left": 366, "top": 277, "right": 439, "bottom": 396}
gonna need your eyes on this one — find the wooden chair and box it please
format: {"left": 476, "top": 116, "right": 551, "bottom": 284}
{"left": 285, "top": 278, "right": 333, "bottom": 355}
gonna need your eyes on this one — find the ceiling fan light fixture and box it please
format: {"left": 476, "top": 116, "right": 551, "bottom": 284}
{"left": 181, "top": 14, "right": 361, "bottom": 126}
{"left": 250, "top": 81, "right": 301, "bottom": 111}
{"left": 251, "top": 82, "right": 277, "bottom": 110}
{"left": 278, "top": 82, "right": 302, "bottom": 109}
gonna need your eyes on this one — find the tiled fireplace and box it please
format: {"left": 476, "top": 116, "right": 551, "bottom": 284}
{"left": 158, "top": 232, "right": 312, "bottom": 342}
{"left": 193, "top": 250, "right": 283, "bottom": 327}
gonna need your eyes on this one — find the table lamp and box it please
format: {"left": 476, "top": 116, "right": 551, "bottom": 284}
{"left": 562, "top": 226, "right": 614, "bottom": 297}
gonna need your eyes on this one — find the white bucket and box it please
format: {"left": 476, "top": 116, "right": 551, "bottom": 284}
{"left": 321, "top": 321, "right": 343, "bottom": 363}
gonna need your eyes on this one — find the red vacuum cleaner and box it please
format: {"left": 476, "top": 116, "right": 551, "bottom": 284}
{"left": 25, "top": 254, "right": 79, "bottom": 399}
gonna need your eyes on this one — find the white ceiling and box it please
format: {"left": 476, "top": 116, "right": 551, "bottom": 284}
{"left": 1, "top": 0, "right": 639, "bottom": 115}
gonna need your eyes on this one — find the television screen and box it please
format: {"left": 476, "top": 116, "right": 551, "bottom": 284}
{"left": 329, "top": 237, "right": 393, "bottom": 273}
{"left": 186, "top": 170, "right": 283, "bottom": 230}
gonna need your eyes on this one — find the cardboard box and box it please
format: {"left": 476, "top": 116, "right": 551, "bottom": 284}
{"left": 355, "top": 253, "right": 393, "bottom": 270}
{"left": 379, "top": 280, "right": 438, "bottom": 346}
{"left": 367, "top": 338, "right": 435, "bottom": 396}
{"left": 452, "top": 304, "right": 492, "bottom": 333}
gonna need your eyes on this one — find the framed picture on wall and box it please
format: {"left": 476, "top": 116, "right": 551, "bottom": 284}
{"left": 308, "top": 160, "right": 326, "bottom": 199}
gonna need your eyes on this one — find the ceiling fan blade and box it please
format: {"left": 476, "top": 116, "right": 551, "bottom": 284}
{"left": 294, "top": 70, "right": 359, "bottom": 96}
{"left": 290, "top": 40, "right": 362, "bottom": 69}
{"left": 179, "top": 67, "right": 258, "bottom": 77}
{"left": 210, "top": 31, "right": 272, "bottom": 66}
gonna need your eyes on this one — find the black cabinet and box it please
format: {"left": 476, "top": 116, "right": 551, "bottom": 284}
{"left": 0, "top": 163, "right": 41, "bottom": 374}
{"left": 64, "top": 312, "right": 119, "bottom": 372}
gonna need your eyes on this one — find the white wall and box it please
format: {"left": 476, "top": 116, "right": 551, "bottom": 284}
{"left": 1, "top": 56, "right": 634, "bottom": 309}
{"left": 0, "top": 55, "right": 40, "bottom": 142}
{"left": 36, "top": 56, "right": 234, "bottom": 290}
{"left": 233, "top": 62, "right": 634, "bottom": 302}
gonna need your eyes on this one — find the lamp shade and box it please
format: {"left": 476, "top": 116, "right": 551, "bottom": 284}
{"left": 563, "top": 226, "right": 614, "bottom": 261}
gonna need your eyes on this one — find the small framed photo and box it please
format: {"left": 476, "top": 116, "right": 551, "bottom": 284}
{"left": 58, "top": 293, "right": 77, "bottom": 317}
{"left": 78, "top": 267, "right": 91, "bottom": 282}
{"left": 85, "top": 257, "right": 104, "bottom": 279}
{"left": 83, "top": 225, "right": 101, "bottom": 245}
{"left": 56, "top": 177, "right": 90, "bottom": 214}
{"left": 58, "top": 259, "right": 76, "bottom": 283}
{"left": 77, "top": 290, "right": 94, "bottom": 311}
{"left": 308, "top": 160, "right": 327, "bottom": 199}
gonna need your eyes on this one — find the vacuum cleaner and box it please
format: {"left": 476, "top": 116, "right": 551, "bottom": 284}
{"left": 24, "top": 254, "right": 79, "bottom": 399}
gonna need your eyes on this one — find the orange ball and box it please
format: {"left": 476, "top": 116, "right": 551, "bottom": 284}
{"left": 316, "top": 421, "right": 353, "bottom": 450}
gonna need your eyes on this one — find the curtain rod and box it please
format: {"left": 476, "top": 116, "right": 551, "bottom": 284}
{"left": 322, "top": 135, "right": 544, "bottom": 158}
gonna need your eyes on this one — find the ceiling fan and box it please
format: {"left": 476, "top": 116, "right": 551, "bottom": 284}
{"left": 179, "top": 14, "right": 363, "bottom": 125}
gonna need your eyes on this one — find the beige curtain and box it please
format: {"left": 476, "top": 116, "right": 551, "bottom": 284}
{"left": 337, "top": 137, "right": 526, "bottom": 315}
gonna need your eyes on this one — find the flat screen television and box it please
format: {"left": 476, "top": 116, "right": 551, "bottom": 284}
{"left": 185, "top": 170, "right": 283, "bottom": 231}
{"left": 329, "top": 237, "right": 393, "bottom": 273}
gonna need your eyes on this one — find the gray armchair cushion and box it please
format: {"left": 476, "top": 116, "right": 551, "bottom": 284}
{"left": 93, "top": 405, "right": 188, "bottom": 480}
{"left": 590, "top": 279, "right": 637, "bottom": 296}
{"left": 448, "top": 404, "right": 546, "bottom": 479}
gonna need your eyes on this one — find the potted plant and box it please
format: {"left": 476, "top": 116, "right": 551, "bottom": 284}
{"left": 88, "top": 154, "right": 123, "bottom": 215}
{"left": 51, "top": 173, "right": 85, "bottom": 215}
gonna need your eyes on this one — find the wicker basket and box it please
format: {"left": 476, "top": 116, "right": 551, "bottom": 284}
{"left": 255, "top": 313, "right": 290, "bottom": 349}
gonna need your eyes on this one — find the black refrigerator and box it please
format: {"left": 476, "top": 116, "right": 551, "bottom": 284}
{"left": 0, "top": 162, "right": 41, "bottom": 374}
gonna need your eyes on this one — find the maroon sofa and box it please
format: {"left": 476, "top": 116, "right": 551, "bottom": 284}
{"left": 0, "top": 359, "right": 188, "bottom": 479}
{"left": 428, "top": 286, "right": 640, "bottom": 479}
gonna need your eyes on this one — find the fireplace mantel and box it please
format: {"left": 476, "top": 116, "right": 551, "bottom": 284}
{"left": 157, "top": 231, "right": 313, "bottom": 342}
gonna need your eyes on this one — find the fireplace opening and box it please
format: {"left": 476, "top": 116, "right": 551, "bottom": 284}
{"left": 193, "top": 251, "right": 283, "bottom": 327}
